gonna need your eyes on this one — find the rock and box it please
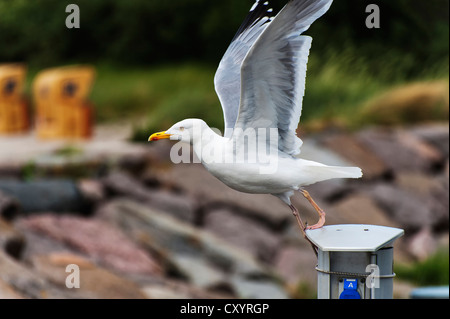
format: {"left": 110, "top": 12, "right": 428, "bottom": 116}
{"left": 203, "top": 208, "right": 281, "bottom": 262}
{"left": 102, "top": 171, "right": 197, "bottom": 223}
{"left": 320, "top": 133, "right": 389, "bottom": 179}
{"left": 77, "top": 179, "right": 106, "bottom": 204}
{"left": 358, "top": 128, "right": 444, "bottom": 173}
{"left": 18, "top": 215, "right": 163, "bottom": 276}
{"left": 298, "top": 137, "right": 357, "bottom": 167}
{"left": 0, "top": 249, "right": 65, "bottom": 299}
{"left": 368, "top": 183, "right": 435, "bottom": 232}
{"left": 393, "top": 280, "right": 417, "bottom": 299}
{"left": 445, "top": 160, "right": 449, "bottom": 178}
{"left": 14, "top": 221, "right": 77, "bottom": 261}
{"left": 150, "top": 163, "right": 290, "bottom": 230}
{"left": 395, "top": 172, "right": 442, "bottom": 196}
{"left": 395, "top": 172, "right": 449, "bottom": 230}
{"left": 0, "top": 179, "right": 88, "bottom": 214}
{"left": 0, "top": 218, "right": 25, "bottom": 259}
{"left": 0, "top": 163, "right": 22, "bottom": 179}
{"left": 0, "top": 190, "right": 20, "bottom": 219}
{"left": 140, "top": 276, "right": 233, "bottom": 299}
{"left": 97, "top": 199, "right": 270, "bottom": 276}
{"left": 406, "top": 227, "right": 437, "bottom": 261}
{"left": 96, "top": 198, "right": 288, "bottom": 298}
{"left": 169, "top": 254, "right": 228, "bottom": 289}
{"left": 395, "top": 130, "right": 444, "bottom": 168}
{"left": 273, "top": 244, "right": 317, "bottom": 294}
{"left": 409, "top": 123, "right": 449, "bottom": 158}
{"left": 31, "top": 252, "right": 147, "bottom": 299}
{"left": 230, "top": 275, "right": 289, "bottom": 299}
{"left": 437, "top": 232, "right": 449, "bottom": 249}
{"left": 332, "top": 193, "right": 399, "bottom": 227}
{"left": 98, "top": 199, "right": 291, "bottom": 297}
{"left": 0, "top": 277, "right": 25, "bottom": 299}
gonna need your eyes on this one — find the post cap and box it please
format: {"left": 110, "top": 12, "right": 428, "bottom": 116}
{"left": 306, "top": 224, "right": 404, "bottom": 252}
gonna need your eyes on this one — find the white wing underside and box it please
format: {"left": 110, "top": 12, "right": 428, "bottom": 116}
{"left": 214, "top": 0, "right": 333, "bottom": 156}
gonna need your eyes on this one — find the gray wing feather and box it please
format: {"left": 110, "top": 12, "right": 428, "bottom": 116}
{"left": 214, "top": 1, "right": 274, "bottom": 138}
{"left": 234, "top": 0, "right": 333, "bottom": 156}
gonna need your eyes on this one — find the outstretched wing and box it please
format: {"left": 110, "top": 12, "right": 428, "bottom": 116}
{"left": 214, "top": 1, "right": 274, "bottom": 138}
{"left": 234, "top": 0, "right": 333, "bottom": 156}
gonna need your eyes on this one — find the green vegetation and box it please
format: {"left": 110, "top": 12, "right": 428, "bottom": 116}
{"left": 86, "top": 48, "right": 448, "bottom": 140}
{"left": 90, "top": 63, "right": 222, "bottom": 129}
{"left": 395, "top": 248, "right": 449, "bottom": 286}
{"left": 3, "top": 0, "right": 449, "bottom": 139}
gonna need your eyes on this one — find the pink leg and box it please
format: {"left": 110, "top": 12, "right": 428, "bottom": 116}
{"left": 300, "top": 190, "right": 326, "bottom": 230}
{"left": 289, "top": 204, "right": 307, "bottom": 237}
{"left": 289, "top": 204, "right": 318, "bottom": 256}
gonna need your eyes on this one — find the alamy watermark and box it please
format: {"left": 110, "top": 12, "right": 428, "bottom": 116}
{"left": 65, "top": 264, "right": 80, "bottom": 288}
{"left": 366, "top": 264, "right": 381, "bottom": 289}
{"left": 65, "top": 4, "right": 80, "bottom": 29}
{"left": 366, "top": 4, "right": 380, "bottom": 29}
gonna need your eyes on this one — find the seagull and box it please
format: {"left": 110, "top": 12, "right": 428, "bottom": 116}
{"left": 149, "top": 0, "right": 362, "bottom": 247}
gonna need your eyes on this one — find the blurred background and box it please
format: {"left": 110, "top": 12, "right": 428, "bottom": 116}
{"left": 0, "top": 0, "right": 448, "bottom": 299}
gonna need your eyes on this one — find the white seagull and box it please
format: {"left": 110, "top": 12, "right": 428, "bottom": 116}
{"left": 149, "top": 0, "right": 362, "bottom": 243}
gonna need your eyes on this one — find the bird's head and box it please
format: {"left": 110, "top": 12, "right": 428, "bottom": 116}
{"left": 148, "top": 118, "right": 208, "bottom": 144}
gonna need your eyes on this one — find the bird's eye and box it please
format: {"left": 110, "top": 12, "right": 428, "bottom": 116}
{"left": 179, "top": 127, "right": 185, "bottom": 131}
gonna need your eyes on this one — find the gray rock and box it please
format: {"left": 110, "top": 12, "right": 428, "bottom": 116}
{"left": 230, "top": 275, "right": 289, "bottom": 299}
{"left": 319, "top": 133, "right": 389, "bottom": 179}
{"left": 0, "top": 218, "right": 25, "bottom": 259}
{"left": 96, "top": 199, "right": 270, "bottom": 278}
{"left": 273, "top": 244, "right": 318, "bottom": 292}
{"left": 170, "top": 254, "right": 228, "bottom": 289}
{"left": 406, "top": 227, "right": 437, "bottom": 261}
{"left": 358, "top": 128, "right": 443, "bottom": 173}
{"left": 0, "top": 249, "right": 69, "bottom": 299}
{"left": 203, "top": 208, "right": 281, "bottom": 262}
{"left": 332, "top": 193, "right": 399, "bottom": 227}
{"left": 409, "top": 123, "right": 449, "bottom": 158}
{"left": 31, "top": 252, "right": 147, "bottom": 299}
{"left": 299, "top": 137, "right": 356, "bottom": 167}
{"left": 77, "top": 179, "right": 106, "bottom": 204}
{"left": 140, "top": 276, "right": 233, "bottom": 299}
{"left": 0, "top": 277, "right": 24, "bottom": 299}
{"left": 368, "top": 184, "right": 435, "bottom": 231}
{"left": 0, "top": 179, "right": 88, "bottom": 214}
{"left": 102, "top": 171, "right": 197, "bottom": 223}
{"left": 149, "top": 163, "right": 290, "bottom": 230}
{"left": 395, "top": 172, "right": 449, "bottom": 230}
{"left": 97, "top": 199, "right": 289, "bottom": 300}
{"left": 0, "top": 163, "right": 22, "bottom": 179}
{"left": 0, "top": 190, "right": 20, "bottom": 219}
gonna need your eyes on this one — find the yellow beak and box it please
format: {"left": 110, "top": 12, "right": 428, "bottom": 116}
{"left": 148, "top": 131, "right": 172, "bottom": 141}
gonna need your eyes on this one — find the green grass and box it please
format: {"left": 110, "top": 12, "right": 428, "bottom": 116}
{"left": 303, "top": 49, "right": 449, "bottom": 129}
{"left": 395, "top": 248, "right": 449, "bottom": 286}
{"left": 90, "top": 63, "right": 219, "bottom": 125}
{"left": 23, "top": 50, "right": 449, "bottom": 142}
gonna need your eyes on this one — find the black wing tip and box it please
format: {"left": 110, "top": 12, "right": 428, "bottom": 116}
{"left": 232, "top": 0, "right": 274, "bottom": 42}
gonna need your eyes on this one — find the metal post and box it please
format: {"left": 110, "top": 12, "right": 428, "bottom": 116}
{"left": 306, "top": 224, "right": 404, "bottom": 299}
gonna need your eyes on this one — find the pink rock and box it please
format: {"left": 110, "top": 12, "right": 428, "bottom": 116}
{"left": 18, "top": 215, "right": 162, "bottom": 276}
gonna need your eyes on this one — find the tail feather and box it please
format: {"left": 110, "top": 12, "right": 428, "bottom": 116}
{"left": 305, "top": 165, "right": 363, "bottom": 184}
{"left": 325, "top": 166, "right": 363, "bottom": 179}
